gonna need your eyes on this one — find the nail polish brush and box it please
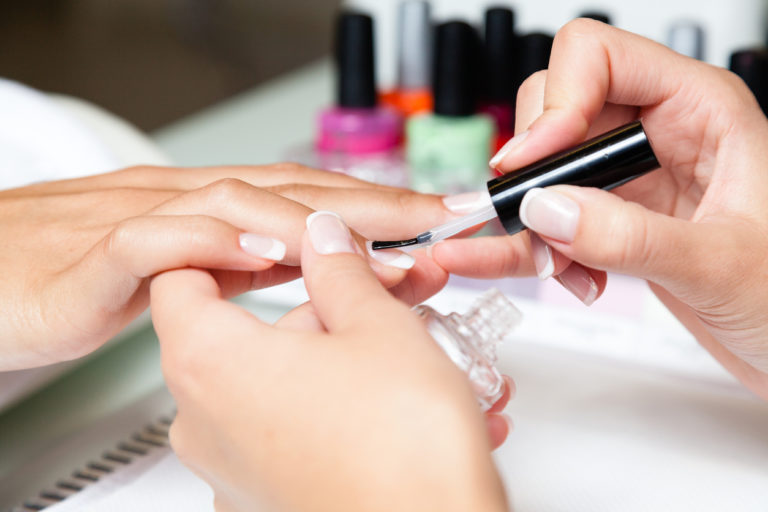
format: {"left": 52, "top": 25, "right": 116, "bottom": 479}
{"left": 372, "top": 120, "right": 660, "bottom": 251}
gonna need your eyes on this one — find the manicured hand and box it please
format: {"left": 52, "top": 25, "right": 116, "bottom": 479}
{"left": 1, "top": 164, "right": 454, "bottom": 369}
{"left": 151, "top": 211, "right": 510, "bottom": 512}
{"left": 433, "top": 20, "right": 768, "bottom": 398}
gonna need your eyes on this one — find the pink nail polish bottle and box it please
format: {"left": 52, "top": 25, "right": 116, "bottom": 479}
{"left": 313, "top": 12, "right": 406, "bottom": 187}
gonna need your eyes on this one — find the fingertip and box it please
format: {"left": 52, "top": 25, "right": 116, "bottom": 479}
{"left": 485, "top": 413, "right": 511, "bottom": 450}
{"left": 487, "top": 375, "right": 515, "bottom": 413}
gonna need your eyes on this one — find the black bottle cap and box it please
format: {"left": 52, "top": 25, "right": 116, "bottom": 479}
{"left": 487, "top": 121, "right": 659, "bottom": 235}
{"left": 515, "top": 32, "right": 554, "bottom": 92}
{"left": 335, "top": 12, "right": 376, "bottom": 108}
{"left": 433, "top": 21, "right": 481, "bottom": 117}
{"left": 729, "top": 48, "right": 768, "bottom": 115}
{"left": 579, "top": 12, "right": 612, "bottom": 25}
{"left": 483, "top": 7, "right": 517, "bottom": 103}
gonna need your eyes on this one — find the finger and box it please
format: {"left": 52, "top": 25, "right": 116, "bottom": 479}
{"left": 301, "top": 211, "right": 417, "bottom": 335}
{"left": 554, "top": 262, "right": 607, "bottom": 307}
{"left": 151, "top": 268, "right": 268, "bottom": 355}
{"left": 487, "top": 376, "right": 515, "bottom": 414}
{"left": 274, "top": 302, "right": 326, "bottom": 332}
{"left": 430, "top": 235, "right": 536, "bottom": 279}
{"left": 485, "top": 414, "right": 512, "bottom": 449}
{"left": 518, "top": 185, "right": 738, "bottom": 299}
{"left": 49, "top": 215, "right": 283, "bottom": 351}
{"left": 529, "top": 232, "right": 571, "bottom": 280}
{"left": 494, "top": 19, "right": 721, "bottom": 172}
{"left": 150, "top": 178, "right": 413, "bottom": 288}
{"left": 266, "top": 183, "right": 453, "bottom": 241}
{"left": 514, "top": 69, "right": 547, "bottom": 134}
{"left": 19, "top": 163, "right": 394, "bottom": 194}
{"left": 387, "top": 249, "right": 450, "bottom": 306}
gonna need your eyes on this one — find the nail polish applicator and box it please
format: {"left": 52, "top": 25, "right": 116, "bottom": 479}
{"left": 372, "top": 120, "right": 659, "bottom": 250}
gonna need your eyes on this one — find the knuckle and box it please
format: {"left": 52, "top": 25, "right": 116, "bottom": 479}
{"left": 103, "top": 218, "right": 140, "bottom": 259}
{"left": 204, "top": 178, "right": 251, "bottom": 206}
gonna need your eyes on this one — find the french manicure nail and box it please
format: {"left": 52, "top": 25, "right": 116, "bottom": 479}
{"left": 519, "top": 188, "right": 580, "bottom": 243}
{"left": 239, "top": 233, "right": 287, "bottom": 261}
{"left": 306, "top": 211, "right": 356, "bottom": 255}
{"left": 442, "top": 190, "right": 493, "bottom": 215}
{"left": 366, "top": 241, "right": 415, "bottom": 270}
{"left": 556, "top": 264, "right": 598, "bottom": 306}
{"left": 529, "top": 233, "right": 554, "bottom": 280}
{"left": 489, "top": 130, "right": 529, "bottom": 168}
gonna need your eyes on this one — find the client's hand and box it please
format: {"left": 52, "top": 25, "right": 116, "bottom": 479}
{"left": 151, "top": 211, "right": 511, "bottom": 512}
{"left": 1, "top": 164, "right": 453, "bottom": 369}
{"left": 433, "top": 20, "right": 768, "bottom": 398}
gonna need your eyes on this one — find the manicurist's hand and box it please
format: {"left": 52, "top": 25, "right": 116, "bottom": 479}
{"left": 1, "top": 164, "right": 455, "bottom": 369}
{"left": 433, "top": 19, "right": 768, "bottom": 398}
{"left": 151, "top": 211, "right": 511, "bottom": 512}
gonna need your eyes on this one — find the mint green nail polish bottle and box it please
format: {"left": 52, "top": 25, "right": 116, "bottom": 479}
{"left": 407, "top": 21, "right": 496, "bottom": 194}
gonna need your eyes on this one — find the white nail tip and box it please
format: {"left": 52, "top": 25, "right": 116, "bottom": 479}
{"left": 583, "top": 276, "right": 599, "bottom": 306}
{"left": 537, "top": 246, "right": 555, "bottom": 280}
{"left": 518, "top": 187, "right": 544, "bottom": 230}
{"left": 239, "top": 234, "right": 286, "bottom": 261}
{"left": 306, "top": 210, "right": 342, "bottom": 230}
{"left": 366, "top": 241, "right": 416, "bottom": 270}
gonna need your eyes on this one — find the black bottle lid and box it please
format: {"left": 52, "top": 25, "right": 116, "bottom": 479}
{"left": 335, "top": 12, "right": 376, "bottom": 108}
{"left": 433, "top": 21, "right": 481, "bottom": 117}
{"left": 729, "top": 48, "right": 768, "bottom": 115}
{"left": 483, "top": 7, "right": 517, "bottom": 103}
{"left": 515, "top": 32, "right": 554, "bottom": 92}
{"left": 579, "top": 12, "right": 612, "bottom": 25}
{"left": 488, "top": 121, "right": 659, "bottom": 235}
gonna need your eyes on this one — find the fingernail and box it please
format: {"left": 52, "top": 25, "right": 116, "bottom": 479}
{"left": 519, "top": 188, "right": 580, "bottom": 243}
{"left": 306, "top": 211, "right": 356, "bottom": 255}
{"left": 529, "top": 232, "right": 554, "bottom": 280}
{"left": 442, "top": 190, "right": 493, "bottom": 215}
{"left": 489, "top": 130, "right": 529, "bottom": 168}
{"left": 504, "top": 376, "right": 516, "bottom": 400}
{"left": 556, "top": 264, "right": 598, "bottom": 306}
{"left": 365, "top": 241, "right": 415, "bottom": 270}
{"left": 239, "top": 233, "right": 286, "bottom": 261}
{"left": 502, "top": 413, "right": 514, "bottom": 432}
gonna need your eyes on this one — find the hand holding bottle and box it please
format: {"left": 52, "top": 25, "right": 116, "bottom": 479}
{"left": 434, "top": 19, "right": 768, "bottom": 398}
{"left": 151, "top": 212, "right": 511, "bottom": 512}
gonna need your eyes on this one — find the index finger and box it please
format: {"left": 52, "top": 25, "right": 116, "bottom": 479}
{"left": 495, "top": 19, "right": 715, "bottom": 171}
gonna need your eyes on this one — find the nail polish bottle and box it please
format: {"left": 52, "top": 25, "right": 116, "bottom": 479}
{"left": 480, "top": 7, "right": 517, "bottom": 152}
{"left": 668, "top": 22, "right": 705, "bottom": 60}
{"left": 380, "top": 0, "right": 434, "bottom": 117}
{"left": 514, "top": 32, "right": 554, "bottom": 96}
{"left": 729, "top": 48, "right": 768, "bottom": 115}
{"left": 413, "top": 288, "right": 521, "bottom": 411}
{"left": 407, "top": 21, "right": 496, "bottom": 194}
{"left": 579, "top": 12, "right": 612, "bottom": 24}
{"left": 313, "top": 12, "right": 407, "bottom": 187}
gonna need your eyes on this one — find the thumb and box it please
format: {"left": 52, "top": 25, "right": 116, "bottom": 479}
{"left": 519, "top": 185, "right": 725, "bottom": 296}
{"left": 300, "top": 211, "right": 416, "bottom": 336}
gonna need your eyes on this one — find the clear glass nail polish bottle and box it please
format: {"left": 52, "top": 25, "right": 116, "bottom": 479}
{"left": 413, "top": 289, "right": 522, "bottom": 410}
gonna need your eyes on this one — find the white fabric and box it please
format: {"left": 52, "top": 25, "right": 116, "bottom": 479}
{"left": 0, "top": 78, "right": 121, "bottom": 189}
